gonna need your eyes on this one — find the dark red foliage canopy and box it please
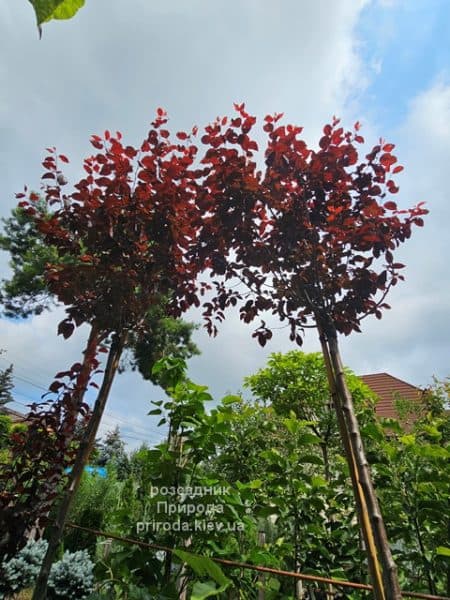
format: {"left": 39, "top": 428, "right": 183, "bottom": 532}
{"left": 193, "top": 105, "right": 427, "bottom": 345}
{"left": 18, "top": 112, "right": 205, "bottom": 335}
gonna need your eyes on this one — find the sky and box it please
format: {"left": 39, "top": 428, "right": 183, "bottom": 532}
{"left": 0, "top": 0, "right": 449, "bottom": 448}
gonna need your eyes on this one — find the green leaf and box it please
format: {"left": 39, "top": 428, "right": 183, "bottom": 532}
{"left": 300, "top": 453, "right": 323, "bottom": 465}
{"left": 399, "top": 434, "right": 416, "bottom": 446}
{"left": 283, "top": 416, "right": 299, "bottom": 434}
{"left": 256, "top": 506, "right": 279, "bottom": 518}
{"left": 191, "top": 580, "right": 230, "bottom": 600}
{"left": 221, "top": 394, "right": 241, "bottom": 405}
{"left": 436, "top": 546, "right": 450, "bottom": 558}
{"left": 361, "top": 422, "right": 384, "bottom": 442}
{"left": 248, "top": 479, "right": 263, "bottom": 489}
{"left": 311, "top": 475, "right": 328, "bottom": 488}
{"left": 297, "top": 432, "right": 321, "bottom": 445}
{"left": 416, "top": 444, "right": 449, "bottom": 460}
{"left": 173, "top": 549, "right": 231, "bottom": 588}
{"left": 29, "top": 0, "right": 85, "bottom": 26}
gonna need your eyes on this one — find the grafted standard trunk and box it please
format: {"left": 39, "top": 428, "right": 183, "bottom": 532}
{"left": 32, "top": 332, "right": 125, "bottom": 600}
{"left": 316, "top": 317, "right": 402, "bottom": 600}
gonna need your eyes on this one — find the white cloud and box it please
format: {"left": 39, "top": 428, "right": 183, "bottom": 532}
{"left": 340, "top": 77, "right": 450, "bottom": 386}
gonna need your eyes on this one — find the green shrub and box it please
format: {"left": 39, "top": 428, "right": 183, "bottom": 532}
{"left": 0, "top": 414, "right": 11, "bottom": 449}
{"left": 62, "top": 470, "right": 120, "bottom": 556}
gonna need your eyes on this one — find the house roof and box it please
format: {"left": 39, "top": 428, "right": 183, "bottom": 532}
{"left": 360, "top": 372, "right": 424, "bottom": 420}
{"left": 0, "top": 405, "right": 27, "bottom": 423}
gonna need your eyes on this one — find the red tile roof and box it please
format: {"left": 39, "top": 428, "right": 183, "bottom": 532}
{"left": 360, "top": 372, "right": 424, "bottom": 421}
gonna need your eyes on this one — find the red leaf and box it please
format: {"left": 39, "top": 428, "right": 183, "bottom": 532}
{"left": 387, "top": 181, "right": 399, "bottom": 194}
{"left": 377, "top": 271, "right": 387, "bottom": 288}
{"left": 55, "top": 370, "right": 71, "bottom": 378}
{"left": 384, "top": 201, "right": 397, "bottom": 210}
{"left": 380, "top": 153, "right": 397, "bottom": 170}
{"left": 49, "top": 381, "right": 63, "bottom": 393}
{"left": 392, "top": 165, "right": 404, "bottom": 174}
{"left": 176, "top": 131, "right": 188, "bottom": 140}
{"left": 383, "top": 143, "right": 395, "bottom": 152}
{"left": 58, "top": 154, "right": 69, "bottom": 163}
{"left": 57, "top": 320, "right": 75, "bottom": 339}
{"left": 124, "top": 146, "right": 137, "bottom": 158}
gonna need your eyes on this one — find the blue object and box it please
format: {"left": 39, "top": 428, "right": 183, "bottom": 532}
{"left": 64, "top": 466, "right": 107, "bottom": 478}
{"left": 85, "top": 465, "right": 107, "bottom": 477}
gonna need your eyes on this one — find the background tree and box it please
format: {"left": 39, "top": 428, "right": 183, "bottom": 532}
{"left": 0, "top": 203, "right": 59, "bottom": 318}
{"left": 0, "top": 364, "right": 14, "bottom": 407}
{"left": 95, "top": 426, "right": 129, "bottom": 480}
{"left": 120, "top": 298, "right": 199, "bottom": 386}
{"left": 245, "top": 351, "right": 377, "bottom": 479}
{"left": 0, "top": 415, "right": 12, "bottom": 460}
{"left": 368, "top": 379, "right": 450, "bottom": 596}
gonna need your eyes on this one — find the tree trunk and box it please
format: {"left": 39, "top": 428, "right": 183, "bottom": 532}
{"left": 318, "top": 326, "right": 385, "bottom": 600}
{"left": 447, "top": 519, "right": 450, "bottom": 597}
{"left": 322, "top": 323, "right": 402, "bottom": 599}
{"left": 163, "top": 421, "right": 176, "bottom": 584}
{"left": 32, "top": 332, "right": 125, "bottom": 600}
{"left": 320, "top": 442, "right": 330, "bottom": 482}
{"left": 293, "top": 513, "right": 303, "bottom": 600}
{"left": 413, "top": 515, "right": 436, "bottom": 594}
{"left": 62, "top": 323, "right": 101, "bottom": 437}
{"left": 258, "top": 531, "right": 266, "bottom": 600}
{"left": 176, "top": 535, "right": 192, "bottom": 600}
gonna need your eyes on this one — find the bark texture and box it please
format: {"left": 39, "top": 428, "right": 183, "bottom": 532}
{"left": 32, "top": 332, "right": 125, "bottom": 600}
